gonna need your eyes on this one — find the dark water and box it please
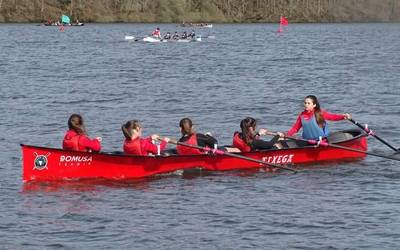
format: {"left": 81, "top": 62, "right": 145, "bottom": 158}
{"left": 1, "top": 23, "right": 400, "bottom": 249}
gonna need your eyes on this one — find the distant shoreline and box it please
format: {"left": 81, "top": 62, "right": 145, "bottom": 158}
{"left": 1, "top": 0, "right": 398, "bottom": 24}
{"left": 1, "top": 21, "right": 399, "bottom": 24}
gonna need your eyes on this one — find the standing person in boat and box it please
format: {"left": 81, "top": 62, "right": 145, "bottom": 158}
{"left": 151, "top": 27, "right": 161, "bottom": 39}
{"left": 177, "top": 118, "right": 218, "bottom": 155}
{"left": 62, "top": 114, "right": 102, "bottom": 152}
{"left": 122, "top": 120, "right": 170, "bottom": 156}
{"left": 287, "top": 95, "right": 351, "bottom": 141}
{"left": 233, "top": 117, "right": 286, "bottom": 152}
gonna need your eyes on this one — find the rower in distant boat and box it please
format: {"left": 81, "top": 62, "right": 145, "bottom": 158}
{"left": 122, "top": 120, "right": 169, "bottom": 156}
{"left": 73, "top": 19, "right": 84, "bottom": 26}
{"left": 61, "top": 14, "right": 71, "bottom": 26}
{"left": 62, "top": 114, "right": 102, "bottom": 152}
{"left": 177, "top": 118, "right": 218, "bottom": 155}
{"left": 172, "top": 32, "right": 180, "bottom": 40}
{"left": 152, "top": 27, "right": 161, "bottom": 39}
{"left": 181, "top": 31, "right": 188, "bottom": 39}
{"left": 163, "top": 32, "right": 171, "bottom": 40}
{"left": 233, "top": 117, "right": 285, "bottom": 152}
{"left": 287, "top": 95, "right": 352, "bottom": 143}
{"left": 44, "top": 18, "right": 52, "bottom": 26}
{"left": 188, "top": 30, "right": 196, "bottom": 39}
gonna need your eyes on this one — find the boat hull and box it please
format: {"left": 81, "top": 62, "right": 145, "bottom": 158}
{"left": 143, "top": 36, "right": 165, "bottom": 43}
{"left": 139, "top": 36, "right": 201, "bottom": 43}
{"left": 21, "top": 130, "right": 367, "bottom": 182}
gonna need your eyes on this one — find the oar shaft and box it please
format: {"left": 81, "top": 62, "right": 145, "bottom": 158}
{"left": 373, "top": 136, "right": 397, "bottom": 152}
{"left": 164, "top": 138, "right": 297, "bottom": 172}
{"left": 349, "top": 119, "right": 398, "bottom": 152}
{"left": 280, "top": 133, "right": 400, "bottom": 161}
{"left": 327, "top": 143, "right": 400, "bottom": 161}
{"left": 220, "top": 151, "right": 297, "bottom": 172}
{"left": 349, "top": 119, "right": 367, "bottom": 131}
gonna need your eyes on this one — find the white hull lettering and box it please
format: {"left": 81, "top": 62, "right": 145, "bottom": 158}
{"left": 60, "top": 155, "right": 93, "bottom": 163}
{"left": 262, "top": 154, "right": 294, "bottom": 164}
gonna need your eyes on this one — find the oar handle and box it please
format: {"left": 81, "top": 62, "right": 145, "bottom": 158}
{"left": 165, "top": 138, "right": 178, "bottom": 145}
{"left": 259, "top": 130, "right": 287, "bottom": 138}
{"left": 264, "top": 131, "right": 278, "bottom": 136}
{"left": 167, "top": 138, "right": 225, "bottom": 155}
{"left": 160, "top": 138, "right": 224, "bottom": 154}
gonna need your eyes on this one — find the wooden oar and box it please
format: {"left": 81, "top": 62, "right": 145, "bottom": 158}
{"left": 348, "top": 118, "right": 398, "bottom": 152}
{"left": 279, "top": 134, "right": 400, "bottom": 162}
{"left": 309, "top": 139, "right": 400, "bottom": 161}
{"left": 162, "top": 138, "right": 297, "bottom": 173}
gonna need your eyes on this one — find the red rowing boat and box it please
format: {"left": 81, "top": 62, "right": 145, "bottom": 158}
{"left": 21, "top": 129, "right": 367, "bottom": 182}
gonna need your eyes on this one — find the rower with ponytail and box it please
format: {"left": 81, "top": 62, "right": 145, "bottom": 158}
{"left": 287, "top": 95, "right": 351, "bottom": 141}
{"left": 122, "top": 120, "right": 169, "bottom": 156}
{"left": 62, "top": 114, "right": 102, "bottom": 152}
{"left": 177, "top": 118, "right": 218, "bottom": 155}
{"left": 233, "top": 117, "right": 285, "bottom": 152}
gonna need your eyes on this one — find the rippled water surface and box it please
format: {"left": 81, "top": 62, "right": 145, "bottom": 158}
{"left": 1, "top": 23, "right": 400, "bottom": 249}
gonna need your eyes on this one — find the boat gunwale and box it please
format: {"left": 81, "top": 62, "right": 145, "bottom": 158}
{"left": 21, "top": 129, "right": 367, "bottom": 159}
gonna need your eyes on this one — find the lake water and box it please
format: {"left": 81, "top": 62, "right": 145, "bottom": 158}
{"left": 1, "top": 23, "right": 400, "bottom": 249}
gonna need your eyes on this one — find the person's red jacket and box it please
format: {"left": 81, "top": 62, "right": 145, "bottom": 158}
{"left": 177, "top": 134, "right": 202, "bottom": 155}
{"left": 62, "top": 130, "right": 101, "bottom": 152}
{"left": 124, "top": 137, "right": 167, "bottom": 155}
{"left": 232, "top": 132, "right": 251, "bottom": 152}
{"left": 287, "top": 109, "right": 345, "bottom": 136}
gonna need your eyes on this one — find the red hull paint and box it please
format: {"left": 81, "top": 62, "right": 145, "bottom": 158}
{"left": 22, "top": 132, "right": 367, "bottom": 182}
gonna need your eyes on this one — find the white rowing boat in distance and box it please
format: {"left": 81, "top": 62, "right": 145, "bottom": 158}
{"left": 125, "top": 35, "right": 202, "bottom": 43}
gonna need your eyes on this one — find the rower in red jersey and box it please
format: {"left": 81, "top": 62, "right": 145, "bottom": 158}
{"left": 122, "top": 120, "right": 169, "bottom": 156}
{"left": 233, "top": 117, "right": 285, "bottom": 152}
{"left": 176, "top": 118, "right": 218, "bottom": 155}
{"left": 62, "top": 114, "right": 102, "bottom": 152}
